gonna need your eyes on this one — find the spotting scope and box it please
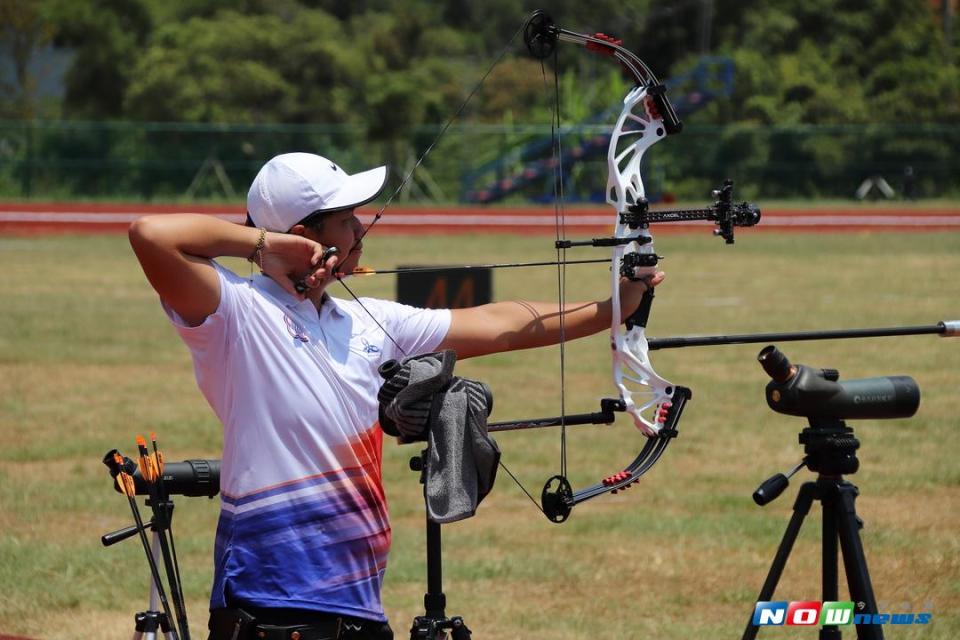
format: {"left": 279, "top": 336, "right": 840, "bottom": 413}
{"left": 757, "top": 346, "right": 920, "bottom": 420}
{"left": 103, "top": 450, "right": 220, "bottom": 497}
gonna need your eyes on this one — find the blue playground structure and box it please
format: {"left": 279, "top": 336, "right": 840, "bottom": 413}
{"left": 460, "top": 56, "right": 734, "bottom": 204}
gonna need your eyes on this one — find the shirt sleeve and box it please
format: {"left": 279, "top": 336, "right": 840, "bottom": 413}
{"left": 161, "top": 261, "right": 251, "bottom": 380}
{"left": 358, "top": 298, "right": 451, "bottom": 359}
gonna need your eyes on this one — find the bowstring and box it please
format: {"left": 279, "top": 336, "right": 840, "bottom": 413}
{"left": 337, "top": 276, "right": 408, "bottom": 358}
{"left": 335, "top": 18, "right": 528, "bottom": 359}
{"left": 547, "top": 48, "right": 569, "bottom": 482}
{"left": 497, "top": 459, "right": 546, "bottom": 515}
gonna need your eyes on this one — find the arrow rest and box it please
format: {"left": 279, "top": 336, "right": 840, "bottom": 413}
{"left": 541, "top": 475, "right": 574, "bottom": 523}
{"left": 621, "top": 252, "right": 661, "bottom": 280}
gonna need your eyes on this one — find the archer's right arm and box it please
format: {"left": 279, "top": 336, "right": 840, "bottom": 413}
{"left": 128, "top": 214, "right": 326, "bottom": 327}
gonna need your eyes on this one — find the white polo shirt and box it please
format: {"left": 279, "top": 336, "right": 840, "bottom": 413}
{"left": 163, "top": 261, "right": 450, "bottom": 620}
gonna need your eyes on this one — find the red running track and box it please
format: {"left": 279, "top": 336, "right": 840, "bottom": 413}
{"left": 2, "top": 202, "right": 959, "bottom": 235}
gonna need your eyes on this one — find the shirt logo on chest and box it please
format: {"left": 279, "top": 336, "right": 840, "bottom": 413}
{"left": 283, "top": 314, "right": 310, "bottom": 342}
{"left": 360, "top": 337, "right": 381, "bottom": 354}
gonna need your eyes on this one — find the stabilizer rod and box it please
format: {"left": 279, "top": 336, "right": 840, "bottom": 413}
{"left": 648, "top": 321, "right": 958, "bottom": 351}
{"left": 488, "top": 398, "right": 625, "bottom": 432}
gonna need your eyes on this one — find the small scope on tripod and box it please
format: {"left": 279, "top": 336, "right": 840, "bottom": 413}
{"left": 758, "top": 346, "right": 920, "bottom": 420}
{"left": 103, "top": 450, "right": 220, "bottom": 497}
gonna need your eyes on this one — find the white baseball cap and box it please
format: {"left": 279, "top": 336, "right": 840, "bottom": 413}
{"left": 247, "top": 152, "right": 388, "bottom": 231}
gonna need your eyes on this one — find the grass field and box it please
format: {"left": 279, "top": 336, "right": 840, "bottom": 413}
{"left": 0, "top": 229, "right": 958, "bottom": 639}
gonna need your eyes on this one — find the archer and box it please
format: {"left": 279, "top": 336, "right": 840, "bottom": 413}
{"left": 128, "top": 151, "right": 662, "bottom": 640}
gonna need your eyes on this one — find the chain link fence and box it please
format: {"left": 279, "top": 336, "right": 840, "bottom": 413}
{"left": 1, "top": 120, "right": 957, "bottom": 203}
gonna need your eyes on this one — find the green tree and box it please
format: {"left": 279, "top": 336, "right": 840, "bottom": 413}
{"left": 124, "top": 8, "right": 360, "bottom": 124}
{"left": 710, "top": 0, "right": 959, "bottom": 124}
{"left": 45, "top": 0, "right": 152, "bottom": 118}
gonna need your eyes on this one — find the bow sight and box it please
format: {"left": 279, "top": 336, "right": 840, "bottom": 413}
{"left": 555, "top": 179, "right": 761, "bottom": 251}
{"left": 621, "top": 179, "right": 762, "bottom": 244}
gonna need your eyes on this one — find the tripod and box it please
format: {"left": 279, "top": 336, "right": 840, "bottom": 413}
{"left": 102, "top": 502, "right": 182, "bottom": 640}
{"left": 742, "top": 418, "right": 883, "bottom": 640}
{"left": 132, "top": 530, "right": 179, "bottom": 640}
{"left": 408, "top": 448, "right": 472, "bottom": 640}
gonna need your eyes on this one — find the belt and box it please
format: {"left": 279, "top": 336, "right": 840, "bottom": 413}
{"left": 253, "top": 621, "right": 343, "bottom": 640}
{"left": 209, "top": 607, "right": 380, "bottom": 640}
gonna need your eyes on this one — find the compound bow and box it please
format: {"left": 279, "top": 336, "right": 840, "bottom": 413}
{"left": 337, "top": 10, "right": 761, "bottom": 523}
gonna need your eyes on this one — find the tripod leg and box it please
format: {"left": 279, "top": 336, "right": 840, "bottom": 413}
{"left": 820, "top": 484, "right": 841, "bottom": 640}
{"left": 833, "top": 482, "right": 883, "bottom": 640}
{"left": 742, "top": 482, "right": 818, "bottom": 640}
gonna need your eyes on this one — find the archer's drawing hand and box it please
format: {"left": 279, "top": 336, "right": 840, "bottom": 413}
{"left": 258, "top": 233, "right": 338, "bottom": 298}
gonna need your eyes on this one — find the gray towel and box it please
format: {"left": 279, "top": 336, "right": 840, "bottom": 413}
{"left": 378, "top": 351, "right": 500, "bottom": 523}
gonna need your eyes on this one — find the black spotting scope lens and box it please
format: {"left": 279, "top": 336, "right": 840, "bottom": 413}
{"left": 758, "top": 345, "right": 794, "bottom": 383}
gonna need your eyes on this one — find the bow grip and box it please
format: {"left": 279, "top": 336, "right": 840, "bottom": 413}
{"left": 625, "top": 288, "right": 654, "bottom": 330}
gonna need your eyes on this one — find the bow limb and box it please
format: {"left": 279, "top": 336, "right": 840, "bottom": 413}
{"left": 569, "top": 386, "right": 690, "bottom": 502}
{"left": 527, "top": 385, "right": 691, "bottom": 522}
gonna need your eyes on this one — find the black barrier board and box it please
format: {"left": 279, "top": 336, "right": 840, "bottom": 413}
{"left": 396, "top": 267, "right": 492, "bottom": 309}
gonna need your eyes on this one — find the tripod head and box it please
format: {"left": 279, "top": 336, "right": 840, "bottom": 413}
{"left": 753, "top": 418, "right": 864, "bottom": 506}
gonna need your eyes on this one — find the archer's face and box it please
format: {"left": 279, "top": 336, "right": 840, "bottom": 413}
{"left": 309, "top": 209, "right": 365, "bottom": 274}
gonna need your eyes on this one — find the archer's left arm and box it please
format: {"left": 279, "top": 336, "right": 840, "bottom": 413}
{"left": 438, "top": 272, "right": 664, "bottom": 359}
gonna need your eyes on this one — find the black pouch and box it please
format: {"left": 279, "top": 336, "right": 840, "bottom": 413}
{"left": 208, "top": 607, "right": 257, "bottom": 640}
